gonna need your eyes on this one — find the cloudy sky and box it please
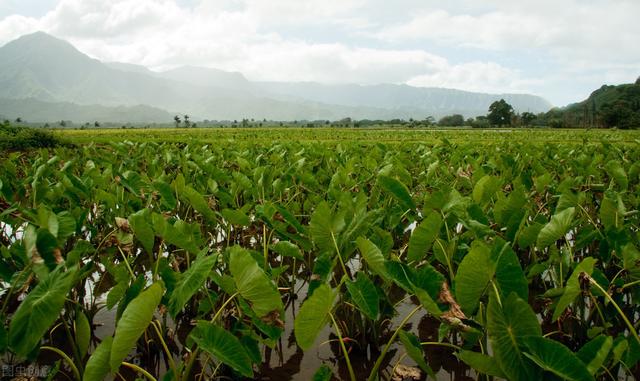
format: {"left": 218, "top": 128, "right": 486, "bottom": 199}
{"left": 0, "top": 0, "right": 638, "bottom": 106}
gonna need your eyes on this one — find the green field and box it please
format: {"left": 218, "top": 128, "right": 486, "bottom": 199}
{"left": 1, "top": 127, "right": 639, "bottom": 380}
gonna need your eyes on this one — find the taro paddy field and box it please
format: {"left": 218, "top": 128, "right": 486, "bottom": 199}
{"left": 0, "top": 127, "right": 639, "bottom": 381}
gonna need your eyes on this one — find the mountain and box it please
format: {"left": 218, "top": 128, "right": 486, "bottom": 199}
{"left": 0, "top": 32, "right": 553, "bottom": 122}
{"left": 0, "top": 98, "right": 172, "bottom": 123}
{"left": 257, "top": 82, "right": 552, "bottom": 117}
{"left": 543, "top": 78, "right": 640, "bottom": 128}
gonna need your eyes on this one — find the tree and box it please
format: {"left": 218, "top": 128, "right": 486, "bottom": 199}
{"left": 521, "top": 112, "right": 536, "bottom": 126}
{"left": 184, "top": 114, "right": 190, "bottom": 128}
{"left": 487, "top": 99, "right": 515, "bottom": 126}
{"left": 438, "top": 114, "right": 464, "bottom": 127}
{"left": 174, "top": 115, "right": 181, "bottom": 128}
{"left": 15, "top": 117, "right": 22, "bottom": 123}
{"left": 636, "top": 76, "right": 640, "bottom": 85}
{"left": 94, "top": 121, "right": 100, "bottom": 128}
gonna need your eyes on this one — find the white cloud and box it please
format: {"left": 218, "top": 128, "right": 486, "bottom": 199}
{"left": 0, "top": 0, "right": 637, "bottom": 105}
{"left": 407, "top": 62, "right": 540, "bottom": 94}
{"left": 375, "top": 1, "right": 640, "bottom": 65}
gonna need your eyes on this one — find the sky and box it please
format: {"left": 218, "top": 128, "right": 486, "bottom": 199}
{"left": 0, "top": 0, "right": 638, "bottom": 106}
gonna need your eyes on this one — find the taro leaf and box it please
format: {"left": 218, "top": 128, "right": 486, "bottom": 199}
{"left": 36, "top": 228, "right": 59, "bottom": 269}
{"left": 472, "top": 175, "right": 500, "bottom": 205}
{"left": 458, "top": 350, "right": 506, "bottom": 379}
{"left": 9, "top": 266, "right": 77, "bottom": 357}
{"left": 309, "top": 202, "right": 345, "bottom": 254}
{"left": 385, "top": 261, "right": 415, "bottom": 293}
{"left": 378, "top": 175, "right": 416, "bottom": 211}
{"left": 356, "top": 237, "right": 388, "bottom": 278}
{"left": 294, "top": 284, "right": 335, "bottom": 350}
{"left": 523, "top": 336, "right": 594, "bottom": 381}
{"left": 414, "top": 288, "right": 442, "bottom": 317}
{"left": 605, "top": 160, "right": 628, "bottom": 190}
{"left": 494, "top": 241, "right": 529, "bottom": 302}
{"left": 536, "top": 207, "right": 575, "bottom": 248}
{"left": 168, "top": 251, "right": 217, "bottom": 318}
{"left": 455, "top": 243, "right": 494, "bottom": 315}
{"left": 190, "top": 322, "right": 254, "bottom": 377}
{"left": 182, "top": 186, "right": 217, "bottom": 223}
{"left": 552, "top": 257, "right": 596, "bottom": 321}
{"left": 412, "top": 264, "right": 445, "bottom": 300}
{"left": 407, "top": 212, "right": 442, "bottom": 263}
{"left": 56, "top": 212, "right": 76, "bottom": 240}
{"left": 487, "top": 293, "right": 541, "bottom": 381}
{"left": 345, "top": 272, "right": 379, "bottom": 320}
{"left": 622, "top": 243, "right": 640, "bottom": 271}
{"left": 153, "top": 180, "right": 176, "bottom": 210}
{"left": 221, "top": 208, "right": 251, "bottom": 226}
{"left": 271, "top": 241, "right": 304, "bottom": 260}
{"left": 398, "top": 330, "right": 435, "bottom": 378}
{"left": 106, "top": 265, "right": 129, "bottom": 310}
{"left": 518, "top": 222, "right": 543, "bottom": 249}
{"left": 75, "top": 310, "right": 92, "bottom": 358}
{"left": 312, "top": 364, "right": 333, "bottom": 381}
{"left": 110, "top": 282, "right": 163, "bottom": 372}
{"left": 229, "top": 246, "right": 283, "bottom": 318}
{"left": 576, "top": 335, "right": 613, "bottom": 375}
{"left": 493, "top": 187, "right": 526, "bottom": 226}
{"left": 308, "top": 252, "right": 333, "bottom": 297}
{"left": 83, "top": 336, "right": 113, "bottom": 381}
{"left": 129, "top": 209, "right": 155, "bottom": 254}
{"left": 599, "top": 191, "right": 625, "bottom": 231}
{"left": 241, "top": 335, "right": 262, "bottom": 365}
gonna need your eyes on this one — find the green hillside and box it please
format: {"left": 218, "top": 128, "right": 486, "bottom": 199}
{"left": 546, "top": 77, "right": 640, "bottom": 128}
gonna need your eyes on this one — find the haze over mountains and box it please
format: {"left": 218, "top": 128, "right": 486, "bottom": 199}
{"left": 0, "top": 32, "right": 552, "bottom": 123}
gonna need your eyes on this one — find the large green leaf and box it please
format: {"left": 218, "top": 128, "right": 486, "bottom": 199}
{"left": 75, "top": 310, "right": 91, "bottom": 357}
{"left": 153, "top": 180, "right": 176, "bottom": 209}
{"left": 458, "top": 350, "right": 506, "bottom": 379}
{"left": 493, "top": 241, "right": 528, "bottom": 301}
{"left": 312, "top": 364, "right": 333, "bottom": 381}
{"left": 398, "top": 330, "right": 435, "bottom": 377}
{"left": 553, "top": 257, "right": 596, "bottom": 321}
{"left": 605, "top": 160, "right": 628, "bottom": 190}
{"left": 128, "top": 209, "right": 155, "bottom": 255}
{"left": 83, "top": 337, "right": 113, "bottom": 381}
{"left": 309, "top": 202, "right": 345, "bottom": 254}
{"left": 378, "top": 175, "right": 416, "bottom": 211}
{"left": 487, "top": 293, "right": 541, "bottom": 381}
{"left": 537, "top": 207, "right": 575, "bottom": 248}
{"left": 9, "top": 266, "right": 77, "bottom": 357}
{"left": 473, "top": 175, "right": 500, "bottom": 204}
{"left": 229, "top": 246, "right": 283, "bottom": 318}
{"left": 294, "top": 284, "right": 335, "bottom": 350}
{"left": 110, "top": 282, "right": 163, "bottom": 372}
{"left": 168, "top": 252, "right": 217, "bottom": 317}
{"left": 182, "top": 186, "right": 217, "bottom": 223}
{"left": 407, "top": 212, "right": 442, "bottom": 262}
{"left": 576, "top": 335, "right": 613, "bottom": 375}
{"left": 345, "top": 272, "right": 379, "bottom": 320}
{"left": 190, "top": 322, "right": 254, "bottom": 377}
{"left": 221, "top": 208, "right": 251, "bottom": 226}
{"left": 271, "top": 241, "right": 304, "bottom": 260}
{"left": 599, "top": 191, "right": 625, "bottom": 231}
{"left": 455, "top": 243, "right": 494, "bottom": 315}
{"left": 523, "top": 336, "right": 594, "bottom": 381}
{"left": 356, "top": 237, "right": 388, "bottom": 278}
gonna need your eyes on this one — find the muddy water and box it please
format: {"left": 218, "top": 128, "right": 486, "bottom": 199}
{"left": 2, "top": 278, "right": 473, "bottom": 381}
{"left": 87, "top": 280, "right": 473, "bottom": 380}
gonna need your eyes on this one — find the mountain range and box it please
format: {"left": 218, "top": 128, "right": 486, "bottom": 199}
{"left": 0, "top": 32, "right": 553, "bottom": 123}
